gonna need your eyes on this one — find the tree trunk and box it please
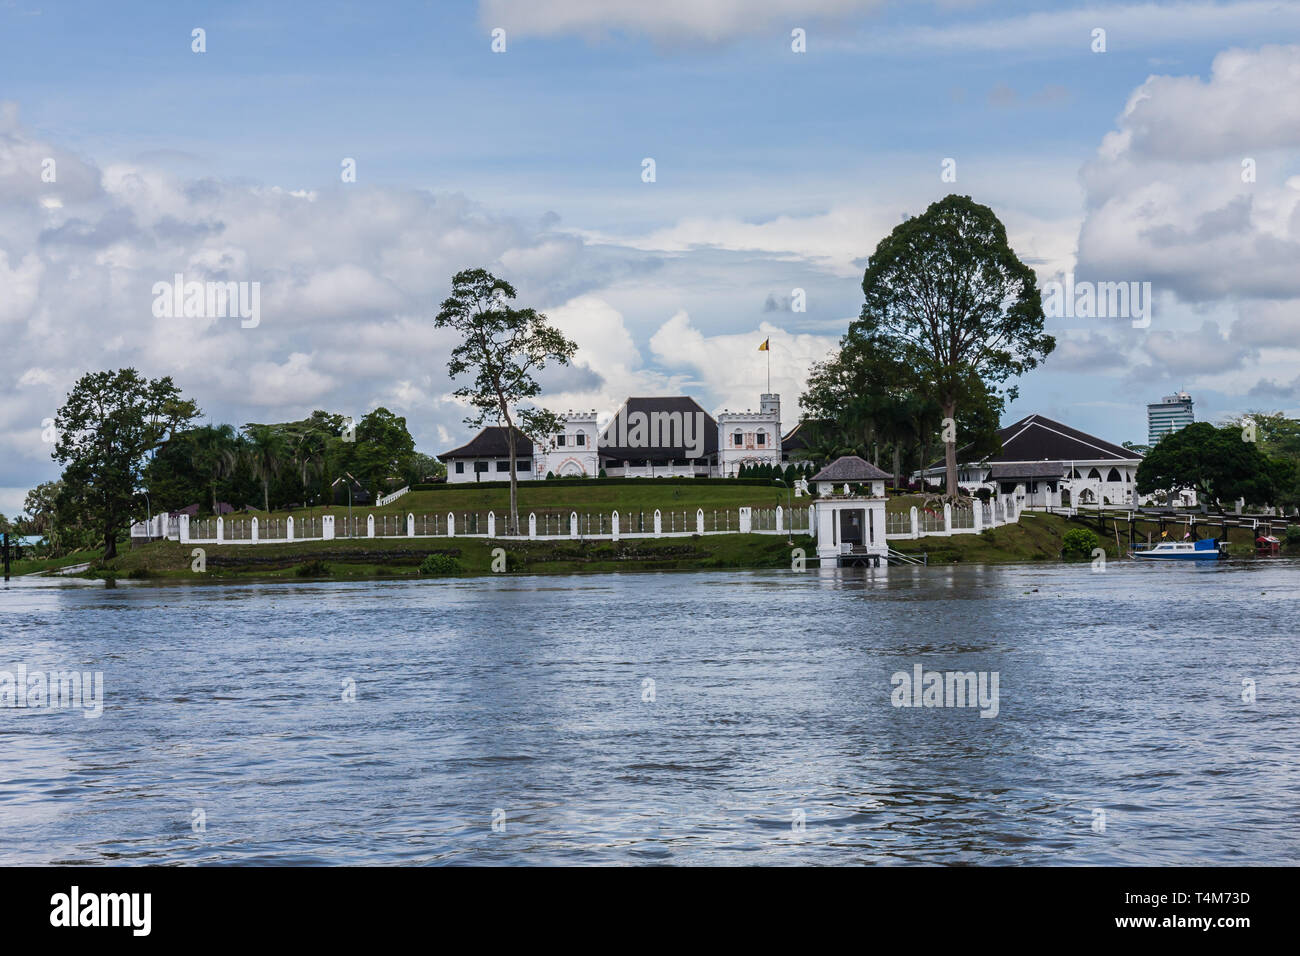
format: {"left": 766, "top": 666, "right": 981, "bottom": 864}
{"left": 103, "top": 525, "right": 116, "bottom": 560}
{"left": 892, "top": 444, "right": 902, "bottom": 491}
{"left": 942, "top": 399, "right": 959, "bottom": 497}
{"left": 263, "top": 479, "right": 270, "bottom": 514}
{"left": 505, "top": 413, "right": 518, "bottom": 535}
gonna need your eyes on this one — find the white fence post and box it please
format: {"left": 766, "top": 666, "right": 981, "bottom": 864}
{"left": 487, "top": 511, "right": 496, "bottom": 538}
{"left": 739, "top": 507, "right": 752, "bottom": 534}
{"left": 612, "top": 511, "right": 620, "bottom": 541}
{"left": 366, "top": 514, "right": 375, "bottom": 538}
{"left": 943, "top": 503, "right": 953, "bottom": 535}
{"left": 570, "top": 511, "right": 578, "bottom": 539}
{"left": 216, "top": 517, "right": 225, "bottom": 543}
{"left": 696, "top": 508, "right": 704, "bottom": 534}
{"left": 406, "top": 512, "right": 414, "bottom": 537}
{"left": 775, "top": 505, "right": 784, "bottom": 533}
{"left": 910, "top": 506, "right": 919, "bottom": 539}
{"left": 251, "top": 516, "right": 259, "bottom": 543}
{"left": 322, "top": 515, "right": 335, "bottom": 540}
{"left": 528, "top": 513, "right": 537, "bottom": 539}
{"left": 178, "top": 514, "right": 190, "bottom": 543}
{"left": 286, "top": 516, "right": 295, "bottom": 541}
{"left": 809, "top": 503, "right": 816, "bottom": 540}
{"left": 653, "top": 509, "right": 662, "bottom": 536}
{"left": 447, "top": 512, "right": 455, "bottom": 537}
{"left": 973, "top": 502, "right": 983, "bottom": 532}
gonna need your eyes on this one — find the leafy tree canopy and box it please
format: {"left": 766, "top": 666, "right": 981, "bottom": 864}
{"left": 1136, "top": 422, "right": 1285, "bottom": 507}
{"left": 53, "top": 369, "right": 199, "bottom": 558}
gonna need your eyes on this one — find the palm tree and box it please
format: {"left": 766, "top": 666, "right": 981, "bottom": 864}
{"left": 793, "top": 423, "right": 860, "bottom": 468}
{"left": 243, "top": 424, "right": 287, "bottom": 512}
{"left": 189, "top": 424, "right": 241, "bottom": 515}
{"left": 284, "top": 424, "right": 328, "bottom": 506}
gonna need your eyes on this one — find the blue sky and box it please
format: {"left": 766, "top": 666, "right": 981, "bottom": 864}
{"left": 3, "top": 1, "right": 1300, "bottom": 513}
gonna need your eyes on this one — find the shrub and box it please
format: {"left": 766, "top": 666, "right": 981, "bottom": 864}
{"left": 598, "top": 468, "right": 607, "bottom": 478}
{"left": 418, "top": 552, "right": 462, "bottom": 576}
{"left": 1284, "top": 525, "right": 1300, "bottom": 549}
{"left": 294, "top": 559, "right": 331, "bottom": 577}
{"left": 1061, "top": 527, "right": 1100, "bottom": 559}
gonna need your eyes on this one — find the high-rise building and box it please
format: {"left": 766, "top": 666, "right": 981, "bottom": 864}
{"left": 1147, "top": 392, "right": 1194, "bottom": 444}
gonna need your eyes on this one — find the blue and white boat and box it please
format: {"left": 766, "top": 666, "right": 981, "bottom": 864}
{"left": 1130, "top": 538, "right": 1228, "bottom": 560}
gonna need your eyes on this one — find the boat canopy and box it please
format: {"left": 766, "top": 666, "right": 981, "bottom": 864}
{"left": 1193, "top": 538, "right": 1218, "bottom": 551}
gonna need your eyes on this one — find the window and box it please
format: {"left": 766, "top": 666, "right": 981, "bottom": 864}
{"left": 519, "top": 460, "right": 531, "bottom": 471}
{"left": 1087, "top": 467, "right": 1102, "bottom": 480}
{"left": 496, "top": 460, "right": 510, "bottom": 472}
{"left": 455, "top": 461, "right": 464, "bottom": 474}
{"left": 556, "top": 434, "right": 566, "bottom": 447}
{"left": 756, "top": 432, "right": 766, "bottom": 446}
{"left": 474, "top": 461, "right": 489, "bottom": 473}
{"left": 734, "top": 431, "right": 743, "bottom": 446}
{"left": 1106, "top": 468, "right": 1122, "bottom": 482}
{"left": 575, "top": 431, "right": 585, "bottom": 447}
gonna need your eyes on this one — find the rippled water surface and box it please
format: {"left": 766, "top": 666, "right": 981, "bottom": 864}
{"left": 2, "top": 560, "right": 1298, "bottom": 865}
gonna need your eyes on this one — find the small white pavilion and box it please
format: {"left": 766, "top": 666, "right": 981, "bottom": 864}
{"left": 809, "top": 456, "right": 891, "bottom": 566}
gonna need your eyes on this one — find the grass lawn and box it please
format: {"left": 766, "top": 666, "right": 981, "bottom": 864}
{"left": 189, "top": 482, "right": 811, "bottom": 527}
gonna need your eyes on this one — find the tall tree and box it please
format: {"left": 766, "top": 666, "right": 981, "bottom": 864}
{"left": 242, "top": 424, "right": 289, "bottom": 512}
{"left": 22, "top": 481, "right": 61, "bottom": 535}
{"left": 347, "top": 407, "right": 417, "bottom": 495}
{"left": 858, "top": 195, "right": 1053, "bottom": 496}
{"left": 435, "top": 269, "right": 577, "bottom": 534}
{"left": 52, "top": 369, "right": 199, "bottom": 558}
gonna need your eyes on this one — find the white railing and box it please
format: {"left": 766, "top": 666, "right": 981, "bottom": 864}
{"left": 139, "top": 498, "right": 1025, "bottom": 547}
{"left": 376, "top": 486, "right": 410, "bottom": 507}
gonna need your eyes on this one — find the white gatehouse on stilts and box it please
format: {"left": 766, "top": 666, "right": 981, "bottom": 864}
{"left": 810, "top": 456, "right": 891, "bottom": 567}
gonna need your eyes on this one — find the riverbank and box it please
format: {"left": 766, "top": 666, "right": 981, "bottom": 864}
{"left": 43, "top": 511, "right": 1183, "bottom": 581}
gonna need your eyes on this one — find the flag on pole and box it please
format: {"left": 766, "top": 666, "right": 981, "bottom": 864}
{"left": 757, "top": 338, "right": 769, "bottom": 351}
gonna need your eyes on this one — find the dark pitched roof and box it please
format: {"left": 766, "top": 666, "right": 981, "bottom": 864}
{"left": 989, "top": 462, "right": 1066, "bottom": 479}
{"left": 810, "top": 455, "right": 891, "bottom": 482}
{"left": 439, "top": 426, "right": 534, "bottom": 460}
{"left": 780, "top": 420, "right": 824, "bottom": 453}
{"left": 929, "top": 414, "right": 1140, "bottom": 469}
{"left": 597, "top": 396, "right": 719, "bottom": 461}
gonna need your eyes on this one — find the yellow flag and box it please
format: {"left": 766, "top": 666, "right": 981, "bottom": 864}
{"left": 757, "top": 338, "right": 769, "bottom": 351}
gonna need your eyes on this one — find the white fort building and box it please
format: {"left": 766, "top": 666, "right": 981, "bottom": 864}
{"left": 440, "top": 393, "right": 798, "bottom": 482}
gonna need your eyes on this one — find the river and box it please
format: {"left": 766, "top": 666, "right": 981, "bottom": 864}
{"left": 2, "top": 559, "right": 1297, "bottom": 864}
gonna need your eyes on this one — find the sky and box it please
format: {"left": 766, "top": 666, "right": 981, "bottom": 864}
{"left": 2, "top": 0, "right": 1299, "bottom": 514}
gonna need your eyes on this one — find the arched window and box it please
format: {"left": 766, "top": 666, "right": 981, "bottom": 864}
{"left": 1087, "top": 467, "right": 1102, "bottom": 480}
{"left": 1071, "top": 468, "right": 1082, "bottom": 479}
{"left": 733, "top": 431, "right": 743, "bottom": 446}
{"left": 755, "top": 430, "right": 767, "bottom": 447}
{"left": 1106, "top": 468, "right": 1121, "bottom": 482}
{"left": 575, "top": 430, "right": 585, "bottom": 447}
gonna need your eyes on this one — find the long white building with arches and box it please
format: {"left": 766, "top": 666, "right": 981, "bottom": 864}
{"left": 915, "top": 413, "right": 1148, "bottom": 508}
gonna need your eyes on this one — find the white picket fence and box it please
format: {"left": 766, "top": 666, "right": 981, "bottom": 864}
{"left": 883, "top": 497, "right": 1020, "bottom": 539}
{"left": 131, "top": 499, "right": 1022, "bottom": 546}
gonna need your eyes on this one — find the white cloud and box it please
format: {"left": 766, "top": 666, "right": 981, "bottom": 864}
{"left": 479, "top": 0, "right": 886, "bottom": 42}
{"left": 648, "top": 310, "right": 838, "bottom": 413}
{"left": 1077, "top": 46, "right": 1300, "bottom": 305}
{"left": 867, "top": 2, "right": 1300, "bottom": 55}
